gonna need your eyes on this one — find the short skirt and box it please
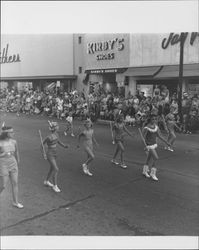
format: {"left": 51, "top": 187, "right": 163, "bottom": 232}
{"left": 146, "top": 144, "right": 158, "bottom": 150}
{"left": 83, "top": 141, "right": 93, "bottom": 152}
{"left": 47, "top": 148, "right": 57, "bottom": 160}
{"left": 0, "top": 156, "right": 18, "bottom": 176}
{"left": 115, "top": 135, "right": 124, "bottom": 144}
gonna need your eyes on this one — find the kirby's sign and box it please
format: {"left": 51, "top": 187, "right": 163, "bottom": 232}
{"left": 87, "top": 37, "right": 125, "bottom": 61}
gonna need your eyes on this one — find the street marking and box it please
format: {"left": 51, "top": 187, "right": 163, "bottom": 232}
{"left": 0, "top": 194, "right": 94, "bottom": 232}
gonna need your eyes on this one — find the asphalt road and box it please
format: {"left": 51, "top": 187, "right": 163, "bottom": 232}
{"left": 0, "top": 112, "right": 199, "bottom": 236}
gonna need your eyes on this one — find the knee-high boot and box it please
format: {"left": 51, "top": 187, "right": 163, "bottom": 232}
{"left": 150, "top": 167, "right": 158, "bottom": 181}
{"left": 142, "top": 165, "right": 150, "bottom": 178}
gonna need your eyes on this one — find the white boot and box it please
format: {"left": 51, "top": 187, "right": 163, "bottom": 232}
{"left": 142, "top": 165, "right": 150, "bottom": 178}
{"left": 150, "top": 167, "right": 158, "bottom": 181}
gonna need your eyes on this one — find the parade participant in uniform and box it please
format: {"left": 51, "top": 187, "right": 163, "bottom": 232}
{"left": 111, "top": 114, "right": 134, "bottom": 169}
{"left": 142, "top": 114, "right": 171, "bottom": 181}
{"left": 165, "top": 113, "right": 181, "bottom": 152}
{"left": 42, "top": 121, "right": 69, "bottom": 192}
{"left": 77, "top": 119, "right": 98, "bottom": 176}
{"left": 64, "top": 112, "right": 75, "bottom": 137}
{"left": 0, "top": 126, "right": 23, "bottom": 208}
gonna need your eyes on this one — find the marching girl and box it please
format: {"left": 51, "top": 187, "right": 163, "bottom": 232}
{"left": 111, "top": 114, "right": 134, "bottom": 169}
{"left": 64, "top": 112, "right": 75, "bottom": 137}
{"left": 42, "top": 121, "right": 69, "bottom": 192}
{"left": 165, "top": 113, "right": 181, "bottom": 152}
{"left": 142, "top": 114, "right": 171, "bottom": 181}
{"left": 77, "top": 120, "right": 99, "bottom": 176}
{"left": 0, "top": 126, "right": 23, "bottom": 208}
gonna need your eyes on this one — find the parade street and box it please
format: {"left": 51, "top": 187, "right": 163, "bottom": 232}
{"left": 0, "top": 113, "right": 199, "bottom": 236}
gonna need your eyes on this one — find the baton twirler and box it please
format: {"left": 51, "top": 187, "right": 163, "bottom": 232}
{"left": 39, "top": 130, "right": 47, "bottom": 160}
{"left": 110, "top": 121, "right": 115, "bottom": 144}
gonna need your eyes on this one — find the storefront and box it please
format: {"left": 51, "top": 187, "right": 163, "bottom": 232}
{"left": 1, "top": 33, "right": 198, "bottom": 97}
{"left": 0, "top": 34, "right": 77, "bottom": 92}
{"left": 84, "top": 32, "right": 199, "bottom": 98}
{"left": 125, "top": 32, "right": 199, "bottom": 97}
{"left": 84, "top": 34, "right": 129, "bottom": 95}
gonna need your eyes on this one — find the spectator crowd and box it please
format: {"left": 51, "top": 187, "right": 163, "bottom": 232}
{"left": 0, "top": 84, "right": 199, "bottom": 133}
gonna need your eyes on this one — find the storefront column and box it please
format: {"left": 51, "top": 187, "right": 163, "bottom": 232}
{"left": 125, "top": 77, "right": 137, "bottom": 97}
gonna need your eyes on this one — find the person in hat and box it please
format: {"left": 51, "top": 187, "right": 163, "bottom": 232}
{"left": 111, "top": 114, "right": 134, "bottom": 169}
{"left": 42, "top": 121, "right": 69, "bottom": 192}
{"left": 142, "top": 114, "right": 171, "bottom": 181}
{"left": 77, "top": 119, "right": 98, "bottom": 176}
{"left": 0, "top": 126, "right": 24, "bottom": 208}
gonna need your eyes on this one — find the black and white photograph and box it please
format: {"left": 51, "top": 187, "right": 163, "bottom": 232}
{"left": 0, "top": 1, "right": 199, "bottom": 249}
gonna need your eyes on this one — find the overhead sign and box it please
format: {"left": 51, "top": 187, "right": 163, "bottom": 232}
{"left": 85, "top": 34, "right": 130, "bottom": 70}
{"left": 161, "top": 32, "right": 199, "bottom": 49}
{"left": 87, "top": 38, "right": 125, "bottom": 61}
{"left": 85, "top": 68, "right": 127, "bottom": 74}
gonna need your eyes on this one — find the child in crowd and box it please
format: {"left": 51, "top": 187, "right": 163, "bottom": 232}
{"left": 125, "top": 115, "right": 136, "bottom": 127}
{"left": 64, "top": 112, "right": 75, "bottom": 137}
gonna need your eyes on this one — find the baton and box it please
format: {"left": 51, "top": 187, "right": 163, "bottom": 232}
{"left": 48, "top": 120, "right": 52, "bottom": 127}
{"left": 39, "top": 130, "right": 47, "bottom": 160}
{"left": 138, "top": 128, "right": 148, "bottom": 154}
{"left": 161, "top": 114, "right": 169, "bottom": 134}
{"left": 110, "top": 121, "right": 115, "bottom": 144}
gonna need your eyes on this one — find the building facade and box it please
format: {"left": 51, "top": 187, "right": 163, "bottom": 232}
{"left": 83, "top": 32, "right": 199, "bottom": 97}
{"left": 1, "top": 32, "right": 199, "bottom": 97}
{"left": 0, "top": 34, "right": 77, "bottom": 92}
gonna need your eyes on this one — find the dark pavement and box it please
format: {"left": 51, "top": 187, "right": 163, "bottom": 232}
{"left": 0, "top": 112, "right": 199, "bottom": 236}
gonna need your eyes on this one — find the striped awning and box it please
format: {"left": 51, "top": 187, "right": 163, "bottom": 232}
{"left": 154, "top": 64, "right": 199, "bottom": 78}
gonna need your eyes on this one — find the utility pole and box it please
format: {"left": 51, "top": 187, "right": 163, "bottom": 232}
{"left": 178, "top": 32, "right": 186, "bottom": 123}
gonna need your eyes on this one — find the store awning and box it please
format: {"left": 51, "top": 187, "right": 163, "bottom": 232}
{"left": 154, "top": 64, "right": 199, "bottom": 78}
{"left": 124, "top": 66, "right": 161, "bottom": 77}
{"left": 83, "top": 73, "right": 89, "bottom": 84}
{"left": 0, "top": 75, "right": 77, "bottom": 81}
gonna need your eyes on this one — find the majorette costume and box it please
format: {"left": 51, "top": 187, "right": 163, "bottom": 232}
{"left": 144, "top": 124, "right": 158, "bottom": 150}
{"left": 0, "top": 127, "right": 18, "bottom": 177}
{"left": 46, "top": 122, "right": 59, "bottom": 160}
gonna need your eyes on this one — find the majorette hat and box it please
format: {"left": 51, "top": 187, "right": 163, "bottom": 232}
{"left": 48, "top": 120, "right": 58, "bottom": 130}
{"left": 84, "top": 119, "right": 92, "bottom": 126}
{"left": 1, "top": 122, "right": 14, "bottom": 133}
{"left": 1, "top": 121, "right": 5, "bottom": 129}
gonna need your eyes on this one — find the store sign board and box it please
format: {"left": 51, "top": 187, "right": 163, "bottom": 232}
{"left": 87, "top": 38, "right": 125, "bottom": 61}
{"left": 85, "top": 68, "right": 127, "bottom": 74}
{"left": 0, "top": 44, "right": 21, "bottom": 64}
{"left": 1, "top": 34, "right": 74, "bottom": 78}
{"left": 161, "top": 32, "right": 199, "bottom": 49}
{"left": 85, "top": 34, "right": 129, "bottom": 70}
{"left": 130, "top": 33, "right": 199, "bottom": 67}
